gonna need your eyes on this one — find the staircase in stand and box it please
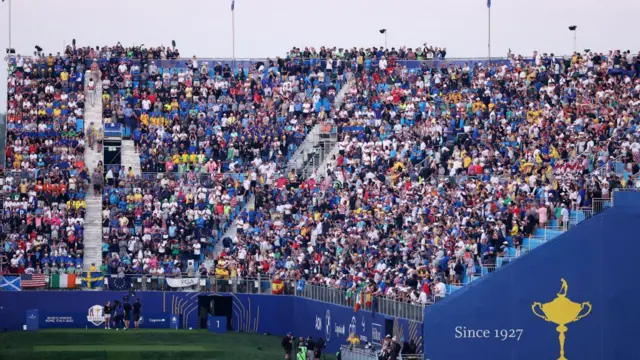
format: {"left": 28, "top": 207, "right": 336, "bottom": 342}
{"left": 287, "top": 76, "right": 355, "bottom": 179}
{"left": 82, "top": 71, "right": 104, "bottom": 271}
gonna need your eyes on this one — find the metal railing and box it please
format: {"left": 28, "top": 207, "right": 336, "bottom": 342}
{"left": 592, "top": 198, "right": 612, "bottom": 214}
{"left": 4, "top": 275, "right": 427, "bottom": 322}
{"left": 340, "top": 345, "right": 379, "bottom": 360}
{"left": 340, "top": 344, "right": 423, "bottom": 360}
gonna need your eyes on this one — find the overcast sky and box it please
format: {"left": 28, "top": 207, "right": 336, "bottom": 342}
{"left": 2, "top": 0, "right": 639, "bottom": 111}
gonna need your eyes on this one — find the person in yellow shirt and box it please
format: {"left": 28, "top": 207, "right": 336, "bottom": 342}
{"left": 139, "top": 113, "right": 149, "bottom": 127}
{"left": 347, "top": 332, "right": 360, "bottom": 345}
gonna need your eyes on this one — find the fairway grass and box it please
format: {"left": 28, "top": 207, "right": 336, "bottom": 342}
{"left": 34, "top": 345, "right": 208, "bottom": 352}
{"left": 0, "top": 329, "right": 337, "bottom": 360}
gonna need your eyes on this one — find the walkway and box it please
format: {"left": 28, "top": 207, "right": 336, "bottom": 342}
{"left": 213, "top": 194, "right": 255, "bottom": 256}
{"left": 121, "top": 140, "right": 141, "bottom": 176}
{"left": 83, "top": 71, "right": 104, "bottom": 271}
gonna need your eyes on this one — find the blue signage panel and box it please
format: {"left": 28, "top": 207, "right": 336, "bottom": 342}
{"left": 39, "top": 313, "right": 85, "bottom": 328}
{"left": 170, "top": 314, "right": 182, "bottom": 330}
{"left": 139, "top": 313, "right": 171, "bottom": 329}
{"left": 25, "top": 309, "right": 39, "bottom": 331}
{"left": 208, "top": 316, "right": 228, "bottom": 333}
{"left": 423, "top": 207, "right": 637, "bottom": 360}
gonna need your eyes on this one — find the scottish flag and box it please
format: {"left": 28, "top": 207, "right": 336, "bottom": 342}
{"left": 0, "top": 276, "right": 21, "bottom": 291}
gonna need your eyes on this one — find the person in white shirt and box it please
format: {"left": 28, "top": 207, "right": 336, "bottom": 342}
{"left": 378, "top": 57, "right": 388, "bottom": 71}
{"left": 434, "top": 278, "right": 446, "bottom": 299}
{"left": 560, "top": 204, "right": 570, "bottom": 229}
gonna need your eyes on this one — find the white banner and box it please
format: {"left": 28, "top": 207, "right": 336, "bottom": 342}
{"left": 166, "top": 277, "right": 199, "bottom": 288}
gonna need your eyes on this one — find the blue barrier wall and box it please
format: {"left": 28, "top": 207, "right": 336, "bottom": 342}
{"left": 612, "top": 191, "right": 640, "bottom": 209}
{"left": 422, "top": 206, "right": 639, "bottom": 360}
{"left": 0, "top": 291, "right": 420, "bottom": 354}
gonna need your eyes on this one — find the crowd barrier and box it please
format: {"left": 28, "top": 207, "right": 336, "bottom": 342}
{"left": 2, "top": 274, "right": 428, "bottom": 323}
{"left": 340, "top": 345, "right": 424, "bottom": 360}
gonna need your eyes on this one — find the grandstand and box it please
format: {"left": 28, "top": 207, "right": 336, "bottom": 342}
{"left": 1, "top": 41, "right": 639, "bottom": 360}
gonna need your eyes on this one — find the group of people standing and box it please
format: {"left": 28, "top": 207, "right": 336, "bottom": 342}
{"left": 103, "top": 297, "right": 142, "bottom": 330}
{"left": 281, "top": 333, "right": 325, "bottom": 360}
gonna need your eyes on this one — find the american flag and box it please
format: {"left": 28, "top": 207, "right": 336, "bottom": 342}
{"left": 21, "top": 274, "right": 46, "bottom": 288}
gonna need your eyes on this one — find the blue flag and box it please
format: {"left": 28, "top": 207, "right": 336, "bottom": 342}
{"left": 487, "top": 0, "right": 491, "bottom": 8}
{"left": 0, "top": 276, "right": 21, "bottom": 291}
{"left": 108, "top": 276, "right": 131, "bottom": 291}
{"left": 82, "top": 272, "right": 104, "bottom": 289}
{"left": 231, "top": 0, "right": 235, "bottom": 11}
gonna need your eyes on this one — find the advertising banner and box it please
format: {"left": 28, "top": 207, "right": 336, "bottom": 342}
{"left": 137, "top": 313, "right": 172, "bottom": 329}
{"left": 39, "top": 313, "right": 86, "bottom": 329}
{"left": 165, "top": 277, "right": 200, "bottom": 288}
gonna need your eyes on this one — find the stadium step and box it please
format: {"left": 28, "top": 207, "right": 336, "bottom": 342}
{"left": 214, "top": 194, "right": 255, "bottom": 256}
{"left": 121, "top": 140, "right": 141, "bottom": 177}
{"left": 288, "top": 76, "right": 355, "bottom": 180}
{"left": 83, "top": 71, "right": 105, "bottom": 271}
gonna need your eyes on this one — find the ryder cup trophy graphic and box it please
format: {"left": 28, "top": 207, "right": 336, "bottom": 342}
{"left": 532, "top": 278, "right": 592, "bottom": 360}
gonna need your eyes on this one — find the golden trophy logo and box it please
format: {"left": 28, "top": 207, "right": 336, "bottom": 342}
{"left": 532, "top": 278, "right": 592, "bottom": 360}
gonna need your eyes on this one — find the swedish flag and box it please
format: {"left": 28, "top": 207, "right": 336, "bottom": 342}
{"left": 82, "top": 272, "right": 105, "bottom": 289}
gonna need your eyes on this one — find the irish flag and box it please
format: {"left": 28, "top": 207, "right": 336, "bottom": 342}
{"left": 49, "top": 274, "right": 77, "bottom": 289}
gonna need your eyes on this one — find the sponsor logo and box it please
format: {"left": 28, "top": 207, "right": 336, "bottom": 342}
{"left": 315, "top": 315, "right": 322, "bottom": 331}
{"left": 87, "top": 305, "right": 105, "bottom": 326}
{"left": 372, "top": 323, "right": 382, "bottom": 344}
{"left": 28, "top": 314, "right": 36, "bottom": 320}
{"left": 325, "top": 310, "right": 331, "bottom": 341}
{"left": 349, "top": 316, "right": 357, "bottom": 336}
{"left": 138, "top": 316, "right": 144, "bottom": 325}
{"left": 334, "top": 323, "right": 346, "bottom": 337}
{"left": 172, "top": 316, "right": 178, "bottom": 322}
{"left": 359, "top": 316, "right": 368, "bottom": 342}
{"left": 149, "top": 318, "right": 166, "bottom": 323}
{"left": 532, "top": 278, "right": 592, "bottom": 359}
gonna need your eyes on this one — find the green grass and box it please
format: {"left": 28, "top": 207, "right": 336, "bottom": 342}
{"left": 34, "top": 345, "right": 208, "bottom": 352}
{"left": 0, "top": 329, "right": 336, "bottom": 360}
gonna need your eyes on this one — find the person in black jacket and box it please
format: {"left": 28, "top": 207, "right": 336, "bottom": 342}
{"left": 122, "top": 297, "right": 132, "bottom": 330}
{"left": 281, "top": 332, "right": 293, "bottom": 360}
{"left": 132, "top": 298, "right": 142, "bottom": 330}
{"left": 389, "top": 337, "right": 401, "bottom": 360}
{"left": 306, "top": 337, "right": 315, "bottom": 360}
{"left": 314, "top": 337, "right": 325, "bottom": 360}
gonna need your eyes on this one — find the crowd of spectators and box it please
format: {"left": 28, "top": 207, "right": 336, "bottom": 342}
{"left": 213, "top": 49, "right": 640, "bottom": 306}
{"left": 100, "top": 171, "right": 247, "bottom": 278}
{"left": 1, "top": 50, "right": 91, "bottom": 275}
{"left": 95, "top": 44, "right": 349, "bottom": 175}
{"left": 2, "top": 43, "right": 638, "bottom": 310}
{"left": 286, "top": 45, "right": 447, "bottom": 61}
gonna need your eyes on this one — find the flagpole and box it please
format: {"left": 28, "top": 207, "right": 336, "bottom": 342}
{"left": 8, "top": 0, "right": 12, "bottom": 53}
{"left": 232, "top": 2, "right": 236, "bottom": 70}
{"left": 488, "top": 2, "right": 491, "bottom": 65}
